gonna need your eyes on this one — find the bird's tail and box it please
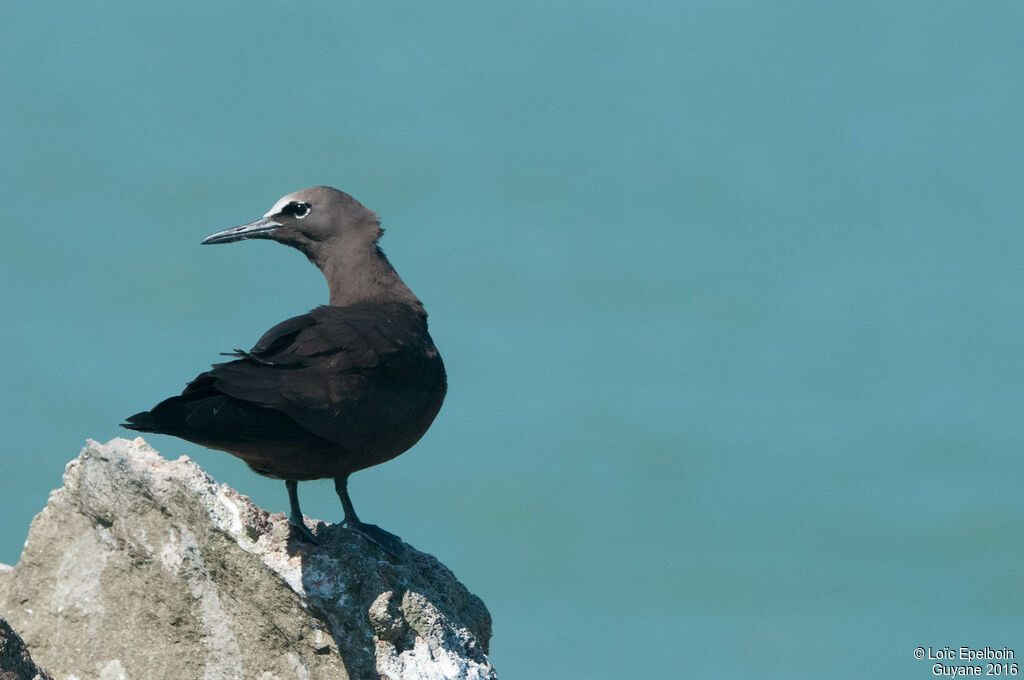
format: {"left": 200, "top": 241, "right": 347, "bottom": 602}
{"left": 121, "top": 411, "right": 159, "bottom": 433}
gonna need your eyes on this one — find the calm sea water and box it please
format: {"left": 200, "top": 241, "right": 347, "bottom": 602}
{"left": 2, "top": 3, "right": 1022, "bottom": 678}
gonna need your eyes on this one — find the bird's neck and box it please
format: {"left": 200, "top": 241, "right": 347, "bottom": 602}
{"left": 318, "top": 243, "right": 423, "bottom": 310}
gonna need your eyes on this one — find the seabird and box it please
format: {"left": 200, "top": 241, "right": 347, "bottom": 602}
{"left": 123, "top": 186, "right": 447, "bottom": 554}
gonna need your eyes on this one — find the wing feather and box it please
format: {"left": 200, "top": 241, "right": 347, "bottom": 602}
{"left": 198, "top": 303, "right": 430, "bottom": 446}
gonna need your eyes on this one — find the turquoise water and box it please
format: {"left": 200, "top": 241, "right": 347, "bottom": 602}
{"left": 3, "top": 2, "right": 1023, "bottom": 677}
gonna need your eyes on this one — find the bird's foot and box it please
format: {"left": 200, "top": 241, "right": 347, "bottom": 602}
{"left": 288, "top": 516, "right": 321, "bottom": 546}
{"left": 344, "top": 521, "right": 406, "bottom": 557}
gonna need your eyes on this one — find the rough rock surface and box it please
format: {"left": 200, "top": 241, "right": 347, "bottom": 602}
{"left": 0, "top": 614, "right": 53, "bottom": 680}
{"left": 0, "top": 438, "right": 495, "bottom": 680}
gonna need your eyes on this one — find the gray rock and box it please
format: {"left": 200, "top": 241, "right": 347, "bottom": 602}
{"left": 0, "top": 438, "right": 496, "bottom": 680}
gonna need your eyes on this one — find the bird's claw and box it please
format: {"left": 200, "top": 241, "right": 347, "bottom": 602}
{"left": 344, "top": 521, "right": 406, "bottom": 557}
{"left": 288, "top": 516, "right": 321, "bottom": 546}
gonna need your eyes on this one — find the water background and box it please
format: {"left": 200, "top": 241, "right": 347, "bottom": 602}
{"left": 2, "top": 3, "right": 1023, "bottom": 677}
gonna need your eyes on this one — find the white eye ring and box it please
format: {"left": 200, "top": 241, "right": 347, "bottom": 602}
{"left": 282, "top": 202, "right": 311, "bottom": 218}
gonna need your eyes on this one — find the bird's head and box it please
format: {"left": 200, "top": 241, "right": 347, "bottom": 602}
{"left": 202, "top": 186, "right": 382, "bottom": 262}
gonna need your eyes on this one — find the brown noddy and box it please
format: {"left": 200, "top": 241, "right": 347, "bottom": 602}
{"left": 123, "top": 186, "right": 447, "bottom": 554}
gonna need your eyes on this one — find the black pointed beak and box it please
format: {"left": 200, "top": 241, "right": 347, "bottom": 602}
{"left": 202, "top": 216, "right": 284, "bottom": 245}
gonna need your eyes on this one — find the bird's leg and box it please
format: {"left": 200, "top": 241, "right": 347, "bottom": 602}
{"left": 335, "top": 475, "right": 361, "bottom": 526}
{"left": 334, "top": 476, "right": 405, "bottom": 556}
{"left": 286, "top": 480, "right": 320, "bottom": 545}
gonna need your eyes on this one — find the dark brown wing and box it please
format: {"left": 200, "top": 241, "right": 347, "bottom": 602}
{"left": 124, "top": 301, "right": 444, "bottom": 468}
{"left": 193, "top": 303, "right": 437, "bottom": 446}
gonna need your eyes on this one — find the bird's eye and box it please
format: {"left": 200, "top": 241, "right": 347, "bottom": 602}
{"left": 282, "top": 202, "right": 310, "bottom": 218}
